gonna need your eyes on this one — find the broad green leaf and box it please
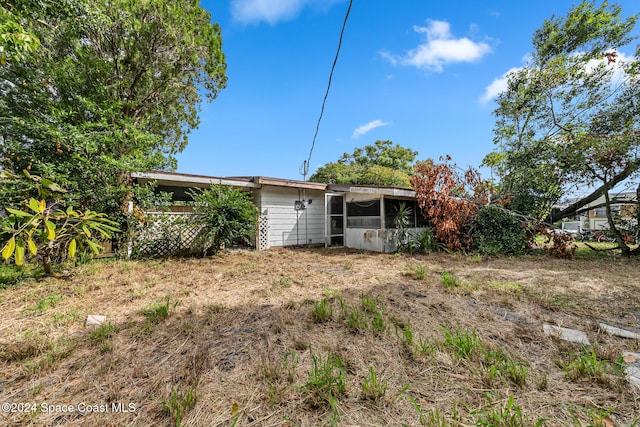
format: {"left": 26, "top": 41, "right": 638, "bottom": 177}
{"left": 86, "top": 239, "right": 101, "bottom": 255}
{"left": 39, "top": 199, "right": 46, "bottom": 213}
{"left": 6, "top": 208, "right": 31, "bottom": 217}
{"left": 2, "top": 237, "right": 15, "bottom": 259}
{"left": 28, "top": 198, "right": 40, "bottom": 213}
{"left": 15, "top": 241, "right": 25, "bottom": 266}
{"left": 41, "top": 178, "right": 67, "bottom": 193}
{"left": 82, "top": 225, "right": 91, "bottom": 238}
{"left": 27, "top": 238, "right": 38, "bottom": 255}
{"left": 68, "top": 239, "right": 77, "bottom": 258}
{"left": 45, "top": 220, "right": 56, "bottom": 240}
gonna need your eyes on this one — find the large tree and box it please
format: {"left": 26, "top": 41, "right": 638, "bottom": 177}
{"left": 484, "top": 1, "right": 640, "bottom": 255}
{"left": 310, "top": 140, "right": 418, "bottom": 187}
{"left": 0, "top": 0, "right": 227, "bottom": 220}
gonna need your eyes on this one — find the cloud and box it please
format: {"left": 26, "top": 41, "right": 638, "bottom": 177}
{"left": 381, "top": 20, "right": 492, "bottom": 72}
{"left": 231, "top": 0, "right": 343, "bottom": 25}
{"left": 480, "top": 66, "right": 522, "bottom": 103}
{"left": 480, "top": 51, "right": 633, "bottom": 104}
{"left": 352, "top": 120, "right": 390, "bottom": 139}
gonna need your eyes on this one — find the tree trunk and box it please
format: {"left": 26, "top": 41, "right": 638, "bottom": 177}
{"left": 42, "top": 247, "right": 53, "bottom": 275}
{"left": 603, "top": 189, "right": 631, "bottom": 257}
{"left": 550, "top": 159, "right": 640, "bottom": 223}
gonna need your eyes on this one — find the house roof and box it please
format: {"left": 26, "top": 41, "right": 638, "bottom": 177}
{"left": 131, "top": 171, "right": 327, "bottom": 191}
{"left": 327, "top": 184, "right": 416, "bottom": 198}
{"left": 131, "top": 171, "right": 416, "bottom": 196}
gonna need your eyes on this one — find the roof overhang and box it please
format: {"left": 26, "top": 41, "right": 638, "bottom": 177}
{"left": 328, "top": 184, "right": 416, "bottom": 198}
{"left": 131, "top": 171, "right": 256, "bottom": 188}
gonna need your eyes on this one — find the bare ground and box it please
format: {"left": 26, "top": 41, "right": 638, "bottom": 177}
{"left": 1, "top": 247, "right": 640, "bottom": 426}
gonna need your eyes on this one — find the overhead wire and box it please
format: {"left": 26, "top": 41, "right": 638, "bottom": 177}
{"left": 305, "top": 0, "right": 353, "bottom": 179}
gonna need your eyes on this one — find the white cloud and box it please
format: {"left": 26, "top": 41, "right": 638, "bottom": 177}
{"left": 480, "top": 51, "right": 634, "bottom": 104}
{"left": 352, "top": 120, "right": 390, "bottom": 139}
{"left": 480, "top": 66, "right": 522, "bottom": 103}
{"left": 231, "top": 0, "right": 343, "bottom": 25}
{"left": 381, "top": 20, "right": 492, "bottom": 72}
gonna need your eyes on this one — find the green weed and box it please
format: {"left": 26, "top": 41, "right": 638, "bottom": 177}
{"left": 303, "top": 352, "right": 346, "bottom": 409}
{"left": 401, "top": 322, "right": 414, "bottom": 348}
{"left": 404, "top": 264, "right": 427, "bottom": 280}
{"left": 162, "top": 386, "right": 197, "bottom": 427}
{"left": 274, "top": 276, "right": 293, "bottom": 288}
{"left": 440, "top": 271, "right": 460, "bottom": 288}
{"left": 561, "top": 347, "right": 616, "bottom": 383}
{"left": 24, "top": 294, "right": 63, "bottom": 312}
{"left": 370, "top": 310, "right": 386, "bottom": 334}
{"left": 416, "top": 337, "right": 438, "bottom": 357}
{"left": 442, "top": 324, "right": 482, "bottom": 359}
{"left": 281, "top": 349, "right": 299, "bottom": 383}
{"left": 483, "top": 348, "right": 528, "bottom": 387}
{"left": 90, "top": 321, "right": 119, "bottom": 344}
{"left": 346, "top": 306, "right": 368, "bottom": 332}
{"left": 312, "top": 298, "right": 333, "bottom": 323}
{"left": 361, "top": 366, "right": 389, "bottom": 401}
{"left": 360, "top": 294, "right": 380, "bottom": 314}
{"left": 142, "top": 296, "right": 178, "bottom": 323}
{"left": 473, "top": 394, "right": 546, "bottom": 427}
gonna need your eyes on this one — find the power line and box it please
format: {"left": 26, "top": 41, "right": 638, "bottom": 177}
{"left": 304, "top": 0, "right": 353, "bottom": 179}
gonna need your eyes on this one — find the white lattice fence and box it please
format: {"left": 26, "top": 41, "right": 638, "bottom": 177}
{"left": 132, "top": 212, "right": 204, "bottom": 258}
{"left": 258, "top": 210, "right": 269, "bottom": 250}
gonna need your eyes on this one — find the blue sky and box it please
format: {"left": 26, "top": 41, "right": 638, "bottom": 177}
{"left": 178, "top": 0, "right": 640, "bottom": 181}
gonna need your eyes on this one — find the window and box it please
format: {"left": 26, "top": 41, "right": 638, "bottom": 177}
{"left": 384, "top": 199, "right": 428, "bottom": 229}
{"left": 594, "top": 205, "right": 621, "bottom": 217}
{"left": 346, "top": 199, "right": 381, "bottom": 228}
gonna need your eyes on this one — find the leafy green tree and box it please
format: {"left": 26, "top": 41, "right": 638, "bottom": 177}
{"left": 473, "top": 206, "right": 527, "bottom": 256}
{"left": 484, "top": 1, "right": 640, "bottom": 255}
{"left": 0, "top": 4, "right": 40, "bottom": 64}
{"left": 188, "top": 185, "right": 258, "bottom": 256}
{"left": 310, "top": 140, "right": 417, "bottom": 187}
{"left": 1, "top": 172, "right": 119, "bottom": 275}
{"left": 0, "top": 0, "right": 227, "bottom": 239}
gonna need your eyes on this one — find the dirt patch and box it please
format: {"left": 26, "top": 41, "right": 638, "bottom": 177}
{"left": 1, "top": 248, "right": 639, "bottom": 426}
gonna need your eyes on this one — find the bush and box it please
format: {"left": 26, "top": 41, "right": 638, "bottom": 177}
{"left": 473, "top": 206, "right": 526, "bottom": 256}
{"left": 188, "top": 185, "right": 258, "bottom": 255}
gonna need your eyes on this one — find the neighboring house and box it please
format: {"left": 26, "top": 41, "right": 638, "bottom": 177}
{"left": 582, "top": 191, "right": 637, "bottom": 231}
{"left": 131, "top": 171, "right": 428, "bottom": 253}
{"left": 558, "top": 191, "right": 638, "bottom": 231}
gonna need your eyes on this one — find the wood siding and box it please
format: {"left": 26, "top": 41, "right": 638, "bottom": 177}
{"left": 257, "top": 187, "right": 326, "bottom": 247}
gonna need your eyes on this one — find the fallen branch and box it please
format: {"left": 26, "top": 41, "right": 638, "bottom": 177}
{"left": 584, "top": 242, "right": 619, "bottom": 251}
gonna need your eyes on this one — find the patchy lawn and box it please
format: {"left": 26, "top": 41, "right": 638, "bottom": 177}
{"left": 1, "top": 248, "right": 639, "bottom": 426}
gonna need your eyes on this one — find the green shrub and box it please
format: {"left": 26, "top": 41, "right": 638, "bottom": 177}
{"left": 188, "top": 185, "right": 258, "bottom": 255}
{"left": 473, "top": 206, "right": 526, "bottom": 256}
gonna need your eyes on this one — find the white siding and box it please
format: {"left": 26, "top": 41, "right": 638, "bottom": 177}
{"left": 257, "top": 187, "right": 326, "bottom": 247}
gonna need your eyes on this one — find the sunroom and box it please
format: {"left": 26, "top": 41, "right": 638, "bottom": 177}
{"left": 325, "top": 184, "right": 428, "bottom": 253}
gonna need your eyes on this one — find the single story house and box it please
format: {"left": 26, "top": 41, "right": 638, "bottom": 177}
{"left": 557, "top": 191, "right": 638, "bottom": 231}
{"left": 131, "top": 171, "right": 428, "bottom": 253}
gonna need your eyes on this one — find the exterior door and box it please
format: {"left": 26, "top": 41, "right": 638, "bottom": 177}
{"left": 325, "top": 194, "right": 344, "bottom": 247}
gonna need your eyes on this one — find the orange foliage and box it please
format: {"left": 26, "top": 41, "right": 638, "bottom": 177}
{"left": 411, "top": 156, "right": 493, "bottom": 251}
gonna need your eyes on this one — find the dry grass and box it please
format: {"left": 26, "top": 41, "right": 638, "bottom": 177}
{"left": 1, "top": 248, "right": 640, "bottom": 426}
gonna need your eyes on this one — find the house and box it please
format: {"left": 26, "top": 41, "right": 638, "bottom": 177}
{"left": 131, "top": 171, "right": 428, "bottom": 253}
{"left": 576, "top": 191, "right": 637, "bottom": 231}
{"left": 558, "top": 191, "right": 638, "bottom": 231}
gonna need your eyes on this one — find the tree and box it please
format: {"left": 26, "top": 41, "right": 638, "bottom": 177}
{"left": 310, "top": 140, "right": 418, "bottom": 187}
{"left": 0, "top": 0, "right": 227, "bottom": 237}
{"left": 411, "top": 157, "right": 491, "bottom": 251}
{"left": 188, "top": 185, "right": 258, "bottom": 256}
{"left": 0, "top": 4, "right": 40, "bottom": 64}
{"left": 484, "top": 1, "right": 640, "bottom": 255}
{"left": 1, "top": 172, "right": 119, "bottom": 275}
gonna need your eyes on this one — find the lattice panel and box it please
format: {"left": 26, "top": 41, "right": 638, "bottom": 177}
{"left": 258, "top": 210, "right": 269, "bottom": 251}
{"left": 132, "top": 213, "right": 204, "bottom": 258}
